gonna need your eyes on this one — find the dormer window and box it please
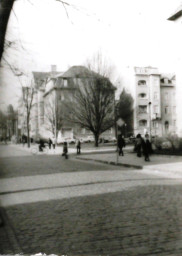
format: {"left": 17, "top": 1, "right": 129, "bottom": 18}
{"left": 63, "top": 79, "right": 68, "bottom": 87}
{"left": 138, "top": 80, "right": 146, "bottom": 86}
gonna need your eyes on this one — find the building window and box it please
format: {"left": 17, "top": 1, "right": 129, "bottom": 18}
{"left": 139, "top": 120, "right": 147, "bottom": 127}
{"left": 165, "top": 92, "right": 168, "bottom": 100}
{"left": 139, "top": 105, "right": 147, "bottom": 113}
{"left": 138, "top": 80, "right": 146, "bottom": 86}
{"left": 165, "top": 106, "right": 169, "bottom": 114}
{"left": 63, "top": 79, "right": 68, "bottom": 87}
{"left": 139, "top": 93, "right": 147, "bottom": 98}
{"left": 154, "top": 105, "right": 159, "bottom": 113}
{"left": 153, "top": 121, "right": 158, "bottom": 128}
{"left": 154, "top": 92, "right": 158, "bottom": 100}
{"left": 165, "top": 121, "right": 169, "bottom": 132}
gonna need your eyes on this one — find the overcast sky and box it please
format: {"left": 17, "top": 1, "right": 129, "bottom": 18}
{"left": 0, "top": 0, "right": 182, "bottom": 109}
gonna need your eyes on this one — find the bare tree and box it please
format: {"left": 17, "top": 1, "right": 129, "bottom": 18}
{"left": 67, "top": 74, "right": 115, "bottom": 147}
{"left": 19, "top": 81, "right": 34, "bottom": 147}
{"left": 85, "top": 50, "right": 115, "bottom": 80}
{"left": 0, "top": 0, "right": 15, "bottom": 62}
{"left": 44, "top": 95, "right": 65, "bottom": 138}
{"left": 0, "top": 110, "right": 7, "bottom": 140}
{"left": 0, "top": 0, "right": 72, "bottom": 63}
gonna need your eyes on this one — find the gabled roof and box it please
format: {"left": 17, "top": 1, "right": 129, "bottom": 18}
{"left": 168, "top": 4, "right": 182, "bottom": 21}
{"left": 33, "top": 71, "right": 62, "bottom": 89}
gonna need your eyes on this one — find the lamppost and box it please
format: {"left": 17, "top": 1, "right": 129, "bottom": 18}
{"left": 114, "top": 96, "right": 119, "bottom": 164}
{"left": 155, "top": 113, "right": 158, "bottom": 136}
{"left": 148, "top": 101, "right": 152, "bottom": 138}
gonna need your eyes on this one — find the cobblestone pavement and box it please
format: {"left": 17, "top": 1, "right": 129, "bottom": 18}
{"left": 1, "top": 145, "right": 182, "bottom": 255}
{"left": 2, "top": 184, "right": 182, "bottom": 255}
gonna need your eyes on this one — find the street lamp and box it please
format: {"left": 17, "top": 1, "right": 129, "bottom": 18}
{"left": 148, "top": 102, "right": 152, "bottom": 138}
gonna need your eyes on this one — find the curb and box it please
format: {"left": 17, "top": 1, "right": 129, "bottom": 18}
{"left": 76, "top": 156, "right": 143, "bottom": 169}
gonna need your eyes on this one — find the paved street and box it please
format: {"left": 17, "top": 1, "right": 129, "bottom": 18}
{"left": 1, "top": 145, "right": 182, "bottom": 255}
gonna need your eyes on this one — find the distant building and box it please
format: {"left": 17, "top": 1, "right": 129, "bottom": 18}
{"left": 29, "top": 65, "right": 116, "bottom": 141}
{"left": 134, "top": 67, "right": 176, "bottom": 137}
{"left": 168, "top": 5, "right": 182, "bottom": 136}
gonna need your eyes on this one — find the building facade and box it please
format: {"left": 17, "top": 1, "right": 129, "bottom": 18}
{"left": 168, "top": 5, "right": 182, "bottom": 136}
{"left": 29, "top": 65, "right": 116, "bottom": 141}
{"left": 134, "top": 67, "right": 176, "bottom": 137}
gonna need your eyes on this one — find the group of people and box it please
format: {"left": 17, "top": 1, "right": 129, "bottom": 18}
{"left": 38, "top": 136, "right": 82, "bottom": 159}
{"left": 38, "top": 133, "right": 152, "bottom": 161}
{"left": 135, "top": 133, "right": 152, "bottom": 161}
{"left": 117, "top": 133, "right": 152, "bottom": 161}
{"left": 39, "top": 137, "right": 56, "bottom": 152}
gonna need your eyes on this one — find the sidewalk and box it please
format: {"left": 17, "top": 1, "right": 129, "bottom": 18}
{"left": 5, "top": 144, "right": 182, "bottom": 172}
{"left": 77, "top": 151, "right": 182, "bottom": 171}
{"left": 9, "top": 143, "right": 120, "bottom": 155}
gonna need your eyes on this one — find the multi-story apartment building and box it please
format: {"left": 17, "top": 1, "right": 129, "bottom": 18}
{"left": 134, "top": 67, "right": 176, "bottom": 137}
{"left": 29, "top": 65, "right": 116, "bottom": 141}
{"left": 168, "top": 5, "right": 182, "bottom": 136}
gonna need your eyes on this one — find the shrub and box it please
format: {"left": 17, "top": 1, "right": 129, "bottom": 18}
{"left": 152, "top": 135, "right": 182, "bottom": 154}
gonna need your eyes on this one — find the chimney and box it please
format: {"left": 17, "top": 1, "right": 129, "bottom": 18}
{"left": 51, "top": 65, "right": 57, "bottom": 74}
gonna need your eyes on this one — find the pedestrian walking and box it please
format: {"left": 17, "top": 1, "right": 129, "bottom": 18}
{"left": 76, "top": 139, "right": 81, "bottom": 154}
{"left": 118, "top": 134, "right": 125, "bottom": 156}
{"left": 48, "top": 138, "right": 52, "bottom": 149}
{"left": 62, "top": 141, "right": 68, "bottom": 159}
{"left": 142, "top": 134, "right": 151, "bottom": 161}
{"left": 135, "top": 133, "right": 143, "bottom": 157}
{"left": 52, "top": 136, "right": 56, "bottom": 150}
{"left": 39, "top": 138, "right": 45, "bottom": 152}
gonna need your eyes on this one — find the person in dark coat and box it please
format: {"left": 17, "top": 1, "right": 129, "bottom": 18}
{"left": 48, "top": 138, "right": 52, "bottom": 149}
{"left": 135, "top": 133, "right": 143, "bottom": 157}
{"left": 76, "top": 139, "right": 81, "bottom": 154}
{"left": 39, "top": 138, "right": 45, "bottom": 152}
{"left": 118, "top": 134, "right": 126, "bottom": 156}
{"left": 62, "top": 141, "right": 68, "bottom": 159}
{"left": 142, "top": 134, "right": 151, "bottom": 161}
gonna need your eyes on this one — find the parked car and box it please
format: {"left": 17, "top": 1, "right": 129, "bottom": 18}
{"left": 87, "top": 135, "right": 95, "bottom": 142}
{"left": 78, "top": 135, "right": 94, "bottom": 143}
{"left": 57, "top": 137, "right": 76, "bottom": 144}
{"left": 99, "top": 136, "right": 116, "bottom": 143}
{"left": 108, "top": 136, "right": 117, "bottom": 142}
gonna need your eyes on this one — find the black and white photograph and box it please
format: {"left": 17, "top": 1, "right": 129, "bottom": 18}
{"left": 1, "top": 0, "right": 182, "bottom": 255}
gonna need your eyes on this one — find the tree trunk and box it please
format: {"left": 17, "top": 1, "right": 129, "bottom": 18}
{"left": 27, "top": 116, "right": 30, "bottom": 148}
{"left": 0, "top": 0, "right": 15, "bottom": 62}
{"left": 94, "top": 134, "right": 99, "bottom": 147}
